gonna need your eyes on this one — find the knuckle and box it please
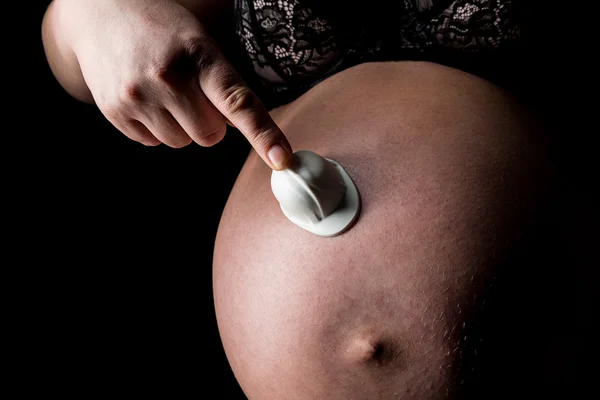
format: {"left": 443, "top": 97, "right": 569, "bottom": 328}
{"left": 150, "top": 65, "right": 172, "bottom": 83}
{"left": 185, "top": 36, "right": 217, "bottom": 69}
{"left": 222, "top": 85, "right": 256, "bottom": 117}
{"left": 118, "top": 82, "right": 145, "bottom": 105}
{"left": 147, "top": 36, "right": 215, "bottom": 84}
{"left": 123, "top": 82, "right": 144, "bottom": 102}
{"left": 182, "top": 36, "right": 206, "bottom": 57}
{"left": 195, "top": 47, "right": 218, "bottom": 73}
{"left": 250, "top": 125, "right": 277, "bottom": 147}
{"left": 147, "top": 57, "right": 181, "bottom": 84}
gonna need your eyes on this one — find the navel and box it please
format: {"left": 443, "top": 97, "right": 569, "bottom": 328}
{"left": 344, "top": 335, "right": 398, "bottom": 367}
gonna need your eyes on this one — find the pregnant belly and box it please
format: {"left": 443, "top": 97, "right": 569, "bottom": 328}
{"left": 212, "top": 62, "right": 544, "bottom": 399}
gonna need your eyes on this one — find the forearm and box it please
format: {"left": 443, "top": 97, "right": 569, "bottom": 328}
{"left": 41, "top": 0, "right": 93, "bottom": 103}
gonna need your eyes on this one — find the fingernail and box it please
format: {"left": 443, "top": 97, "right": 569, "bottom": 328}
{"left": 267, "top": 144, "right": 290, "bottom": 170}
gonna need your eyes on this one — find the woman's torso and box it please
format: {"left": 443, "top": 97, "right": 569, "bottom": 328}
{"left": 213, "top": 61, "right": 548, "bottom": 399}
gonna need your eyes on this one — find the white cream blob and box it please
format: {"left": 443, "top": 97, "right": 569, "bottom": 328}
{"left": 271, "top": 150, "right": 361, "bottom": 237}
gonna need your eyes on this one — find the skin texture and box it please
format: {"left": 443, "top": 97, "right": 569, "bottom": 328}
{"left": 41, "top": 0, "right": 291, "bottom": 169}
{"left": 213, "top": 61, "right": 553, "bottom": 399}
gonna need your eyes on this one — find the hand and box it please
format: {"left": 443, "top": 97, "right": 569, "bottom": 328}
{"left": 57, "top": 0, "right": 292, "bottom": 169}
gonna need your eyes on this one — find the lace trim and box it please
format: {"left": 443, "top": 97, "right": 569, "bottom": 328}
{"left": 234, "top": 0, "right": 522, "bottom": 105}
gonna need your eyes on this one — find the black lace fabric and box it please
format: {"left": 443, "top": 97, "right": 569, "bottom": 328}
{"left": 234, "top": 0, "right": 527, "bottom": 108}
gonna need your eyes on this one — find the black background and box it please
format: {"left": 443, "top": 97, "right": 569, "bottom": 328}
{"left": 27, "top": 1, "right": 249, "bottom": 397}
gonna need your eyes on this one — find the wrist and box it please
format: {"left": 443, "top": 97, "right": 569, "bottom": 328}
{"left": 50, "top": 0, "right": 92, "bottom": 52}
{"left": 44, "top": 1, "right": 75, "bottom": 57}
{"left": 42, "top": 0, "right": 93, "bottom": 102}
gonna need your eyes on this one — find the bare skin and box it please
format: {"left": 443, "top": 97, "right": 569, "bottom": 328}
{"left": 213, "top": 61, "right": 552, "bottom": 399}
{"left": 41, "top": 0, "right": 291, "bottom": 168}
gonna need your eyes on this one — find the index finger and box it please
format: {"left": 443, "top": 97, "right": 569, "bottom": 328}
{"left": 195, "top": 38, "right": 292, "bottom": 170}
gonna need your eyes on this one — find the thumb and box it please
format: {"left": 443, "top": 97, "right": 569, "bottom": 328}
{"left": 196, "top": 37, "right": 292, "bottom": 170}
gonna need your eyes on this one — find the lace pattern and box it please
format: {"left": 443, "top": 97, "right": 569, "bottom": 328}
{"left": 234, "top": 0, "right": 523, "bottom": 107}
